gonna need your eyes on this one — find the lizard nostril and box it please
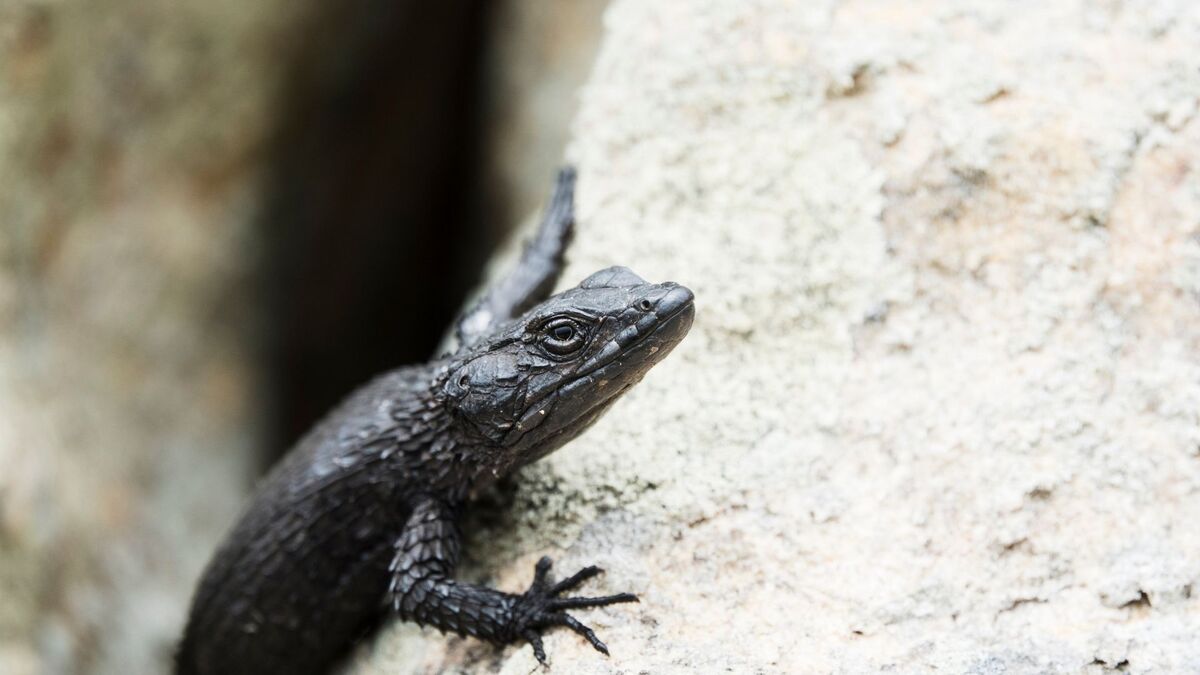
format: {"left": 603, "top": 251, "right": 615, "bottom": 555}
{"left": 637, "top": 299, "right": 653, "bottom": 311}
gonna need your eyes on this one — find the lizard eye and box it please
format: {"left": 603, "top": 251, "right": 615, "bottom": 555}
{"left": 541, "top": 317, "right": 586, "bottom": 357}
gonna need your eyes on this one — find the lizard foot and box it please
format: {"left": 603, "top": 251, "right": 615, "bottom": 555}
{"left": 511, "top": 556, "right": 638, "bottom": 665}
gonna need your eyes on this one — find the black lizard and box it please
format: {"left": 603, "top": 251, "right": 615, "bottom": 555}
{"left": 176, "top": 168, "right": 695, "bottom": 674}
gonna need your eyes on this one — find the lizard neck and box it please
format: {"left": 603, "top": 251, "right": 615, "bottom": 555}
{"left": 385, "top": 363, "right": 515, "bottom": 502}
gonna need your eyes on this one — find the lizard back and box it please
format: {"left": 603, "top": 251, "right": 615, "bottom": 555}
{"left": 177, "top": 366, "right": 435, "bottom": 675}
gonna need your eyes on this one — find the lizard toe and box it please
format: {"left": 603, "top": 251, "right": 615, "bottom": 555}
{"left": 549, "top": 592, "right": 639, "bottom": 610}
{"left": 547, "top": 565, "right": 604, "bottom": 595}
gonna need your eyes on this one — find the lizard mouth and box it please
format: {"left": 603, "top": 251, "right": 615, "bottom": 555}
{"left": 501, "top": 289, "right": 694, "bottom": 447}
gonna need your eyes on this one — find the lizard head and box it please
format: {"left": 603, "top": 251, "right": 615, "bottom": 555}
{"left": 443, "top": 266, "right": 694, "bottom": 477}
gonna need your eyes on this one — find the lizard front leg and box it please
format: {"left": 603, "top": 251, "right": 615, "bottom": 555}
{"left": 389, "top": 498, "right": 637, "bottom": 664}
{"left": 454, "top": 167, "right": 575, "bottom": 349}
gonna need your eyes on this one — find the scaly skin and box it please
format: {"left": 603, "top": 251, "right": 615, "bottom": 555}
{"left": 176, "top": 169, "right": 696, "bottom": 674}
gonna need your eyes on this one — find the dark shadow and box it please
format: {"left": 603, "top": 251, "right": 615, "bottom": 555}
{"left": 258, "top": 0, "right": 498, "bottom": 461}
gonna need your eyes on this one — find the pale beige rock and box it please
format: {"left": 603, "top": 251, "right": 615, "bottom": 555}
{"left": 350, "top": 1, "right": 1200, "bottom": 673}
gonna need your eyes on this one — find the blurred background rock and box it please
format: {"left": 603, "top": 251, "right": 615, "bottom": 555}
{"left": 0, "top": 1, "right": 605, "bottom": 673}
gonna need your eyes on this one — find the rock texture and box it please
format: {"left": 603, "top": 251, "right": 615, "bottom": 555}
{"left": 348, "top": 1, "right": 1200, "bottom": 673}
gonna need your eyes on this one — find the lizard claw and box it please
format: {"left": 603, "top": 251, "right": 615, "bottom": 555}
{"left": 522, "top": 629, "right": 547, "bottom": 665}
{"left": 511, "top": 557, "right": 638, "bottom": 664}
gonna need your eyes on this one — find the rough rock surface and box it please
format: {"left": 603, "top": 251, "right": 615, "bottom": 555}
{"left": 348, "top": 1, "right": 1200, "bottom": 673}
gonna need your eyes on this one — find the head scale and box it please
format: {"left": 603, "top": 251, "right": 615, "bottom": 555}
{"left": 443, "top": 266, "right": 694, "bottom": 478}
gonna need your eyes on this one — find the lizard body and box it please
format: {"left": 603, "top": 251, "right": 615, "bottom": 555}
{"left": 177, "top": 169, "right": 695, "bottom": 674}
